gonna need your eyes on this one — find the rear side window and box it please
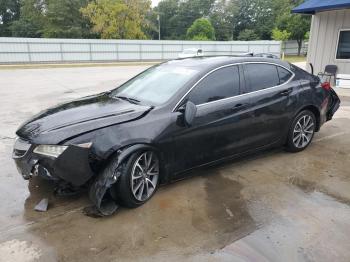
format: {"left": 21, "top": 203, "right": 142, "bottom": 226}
{"left": 277, "top": 66, "right": 293, "bottom": 84}
{"left": 188, "top": 66, "right": 240, "bottom": 105}
{"left": 244, "top": 64, "right": 280, "bottom": 92}
{"left": 290, "top": 64, "right": 319, "bottom": 83}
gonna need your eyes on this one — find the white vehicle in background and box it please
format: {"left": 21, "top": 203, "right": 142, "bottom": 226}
{"left": 178, "top": 48, "right": 203, "bottom": 58}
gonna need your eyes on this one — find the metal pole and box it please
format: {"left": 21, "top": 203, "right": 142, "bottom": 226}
{"left": 157, "top": 14, "right": 160, "bottom": 40}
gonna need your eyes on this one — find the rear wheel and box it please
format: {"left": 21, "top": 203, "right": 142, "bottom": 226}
{"left": 286, "top": 110, "right": 316, "bottom": 152}
{"left": 114, "top": 151, "right": 160, "bottom": 208}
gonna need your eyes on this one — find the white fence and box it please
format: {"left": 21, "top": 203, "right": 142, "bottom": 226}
{"left": 0, "top": 37, "right": 281, "bottom": 64}
{"left": 282, "top": 40, "right": 308, "bottom": 56}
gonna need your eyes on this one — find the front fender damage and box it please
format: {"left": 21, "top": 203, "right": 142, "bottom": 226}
{"left": 84, "top": 144, "right": 155, "bottom": 217}
{"left": 84, "top": 165, "right": 121, "bottom": 217}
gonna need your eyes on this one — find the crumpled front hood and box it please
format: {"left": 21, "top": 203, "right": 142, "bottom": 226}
{"left": 16, "top": 92, "right": 152, "bottom": 144}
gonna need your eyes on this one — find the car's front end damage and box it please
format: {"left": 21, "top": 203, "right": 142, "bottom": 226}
{"left": 12, "top": 92, "right": 154, "bottom": 216}
{"left": 13, "top": 138, "right": 94, "bottom": 186}
{"left": 13, "top": 135, "right": 157, "bottom": 216}
{"left": 13, "top": 137, "right": 120, "bottom": 216}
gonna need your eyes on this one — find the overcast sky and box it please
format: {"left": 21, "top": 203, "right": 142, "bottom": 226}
{"left": 152, "top": 0, "right": 161, "bottom": 7}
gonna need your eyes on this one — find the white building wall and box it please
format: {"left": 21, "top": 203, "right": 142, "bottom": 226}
{"left": 307, "top": 9, "right": 350, "bottom": 75}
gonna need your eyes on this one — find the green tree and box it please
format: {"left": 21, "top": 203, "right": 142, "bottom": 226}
{"left": 10, "top": 0, "right": 45, "bottom": 37}
{"left": 81, "top": 0, "right": 151, "bottom": 39}
{"left": 275, "top": 1, "right": 310, "bottom": 55}
{"left": 272, "top": 28, "right": 291, "bottom": 41}
{"left": 233, "top": 0, "right": 273, "bottom": 40}
{"left": 237, "top": 29, "right": 259, "bottom": 41}
{"left": 142, "top": 9, "right": 158, "bottom": 40}
{"left": 0, "top": 0, "right": 20, "bottom": 36}
{"left": 43, "top": 0, "right": 94, "bottom": 38}
{"left": 175, "top": 0, "right": 215, "bottom": 39}
{"left": 124, "top": 0, "right": 152, "bottom": 39}
{"left": 156, "top": 0, "right": 215, "bottom": 40}
{"left": 209, "top": 0, "right": 238, "bottom": 40}
{"left": 186, "top": 18, "right": 215, "bottom": 40}
{"left": 155, "top": 0, "right": 179, "bottom": 39}
{"left": 231, "top": 0, "right": 293, "bottom": 40}
{"left": 304, "top": 31, "right": 310, "bottom": 41}
{"left": 286, "top": 14, "right": 310, "bottom": 55}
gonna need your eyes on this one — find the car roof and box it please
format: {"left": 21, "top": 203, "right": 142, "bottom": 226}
{"left": 163, "top": 56, "right": 291, "bottom": 72}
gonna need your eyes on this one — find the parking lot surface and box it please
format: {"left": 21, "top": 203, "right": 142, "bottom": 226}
{"left": 1, "top": 65, "right": 350, "bottom": 262}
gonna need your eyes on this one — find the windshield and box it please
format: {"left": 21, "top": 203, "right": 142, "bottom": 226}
{"left": 111, "top": 65, "right": 199, "bottom": 106}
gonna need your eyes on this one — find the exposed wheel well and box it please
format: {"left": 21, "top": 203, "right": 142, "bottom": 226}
{"left": 297, "top": 105, "right": 320, "bottom": 131}
{"left": 104, "top": 144, "right": 168, "bottom": 184}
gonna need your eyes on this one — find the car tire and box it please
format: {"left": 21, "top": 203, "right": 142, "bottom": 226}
{"left": 113, "top": 150, "right": 160, "bottom": 208}
{"left": 286, "top": 110, "right": 316, "bottom": 152}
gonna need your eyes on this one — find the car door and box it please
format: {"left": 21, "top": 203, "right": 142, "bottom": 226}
{"left": 170, "top": 65, "right": 253, "bottom": 176}
{"left": 242, "top": 63, "right": 296, "bottom": 149}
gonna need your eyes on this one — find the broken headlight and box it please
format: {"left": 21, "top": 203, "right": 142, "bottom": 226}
{"left": 33, "top": 145, "right": 68, "bottom": 158}
{"left": 33, "top": 143, "right": 92, "bottom": 158}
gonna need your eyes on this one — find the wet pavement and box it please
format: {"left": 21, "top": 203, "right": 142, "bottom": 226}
{"left": 1, "top": 66, "right": 350, "bottom": 261}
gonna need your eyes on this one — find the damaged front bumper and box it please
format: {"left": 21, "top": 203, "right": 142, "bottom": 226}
{"left": 12, "top": 138, "right": 95, "bottom": 186}
{"left": 13, "top": 137, "right": 122, "bottom": 217}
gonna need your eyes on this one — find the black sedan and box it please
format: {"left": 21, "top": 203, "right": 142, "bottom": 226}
{"left": 13, "top": 57, "right": 340, "bottom": 215}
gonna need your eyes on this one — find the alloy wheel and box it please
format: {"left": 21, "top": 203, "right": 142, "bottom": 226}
{"left": 130, "top": 151, "right": 159, "bottom": 201}
{"left": 292, "top": 115, "right": 315, "bottom": 148}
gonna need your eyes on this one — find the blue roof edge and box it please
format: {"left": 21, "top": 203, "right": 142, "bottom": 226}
{"left": 292, "top": 1, "right": 350, "bottom": 14}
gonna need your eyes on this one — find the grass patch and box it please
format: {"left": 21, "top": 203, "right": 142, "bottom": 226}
{"left": 282, "top": 55, "right": 306, "bottom": 63}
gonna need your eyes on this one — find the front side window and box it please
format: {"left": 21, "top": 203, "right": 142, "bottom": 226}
{"left": 111, "top": 65, "right": 199, "bottom": 106}
{"left": 188, "top": 66, "right": 240, "bottom": 105}
{"left": 336, "top": 30, "right": 350, "bottom": 59}
{"left": 244, "top": 64, "right": 280, "bottom": 92}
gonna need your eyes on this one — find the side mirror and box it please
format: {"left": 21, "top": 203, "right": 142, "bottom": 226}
{"left": 183, "top": 101, "right": 197, "bottom": 126}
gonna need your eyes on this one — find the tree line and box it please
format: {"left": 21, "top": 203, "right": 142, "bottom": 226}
{"left": 0, "top": 0, "right": 310, "bottom": 54}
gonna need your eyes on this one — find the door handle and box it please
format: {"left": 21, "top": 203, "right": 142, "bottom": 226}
{"left": 279, "top": 88, "right": 293, "bottom": 96}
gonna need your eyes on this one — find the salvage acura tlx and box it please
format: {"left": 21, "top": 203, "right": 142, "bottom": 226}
{"left": 13, "top": 57, "right": 340, "bottom": 214}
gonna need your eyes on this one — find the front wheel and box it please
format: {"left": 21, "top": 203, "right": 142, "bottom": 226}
{"left": 114, "top": 151, "right": 160, "bottom": 208}
{"left": 286, "top": 110, "right": 316, "bottom": 152}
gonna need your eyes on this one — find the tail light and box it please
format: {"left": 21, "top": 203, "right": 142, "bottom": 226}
{"left": 321, "top": 82, "right": 331, "bottom": 91}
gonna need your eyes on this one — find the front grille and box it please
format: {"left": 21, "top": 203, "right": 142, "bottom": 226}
{"left": 13, "top": 137, "right": 31, "bottom": 158}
